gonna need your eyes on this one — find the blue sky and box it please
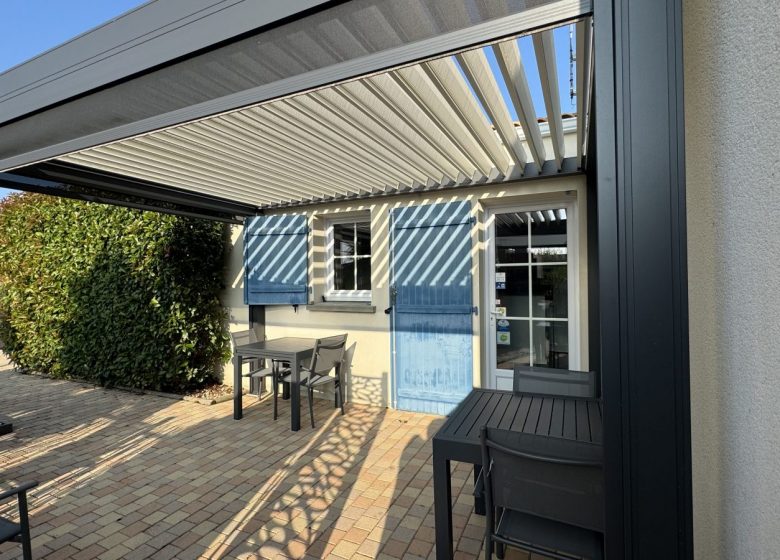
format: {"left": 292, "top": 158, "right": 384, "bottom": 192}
{"left": 0, "top": 2, "right": 575, "bottom": 200}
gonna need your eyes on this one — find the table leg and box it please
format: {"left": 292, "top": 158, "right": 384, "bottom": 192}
{"left": 474, "top": 464, "right": 485, "bottom": 516}
{"left": 233, "top": 353, "right": 243, "bottom": 420}
{"left": 290, "top": 358, "right": 301, "bottom": 431}
{"left": 433, "top": 451, "right": 453, "bottom": 560}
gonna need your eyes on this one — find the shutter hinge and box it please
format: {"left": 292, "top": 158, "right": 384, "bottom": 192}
{"left": 473, "top": 306, "right": 478, "bottom": 315}
{"left": 470, "top": 216, "right": 476, "bottom": 225}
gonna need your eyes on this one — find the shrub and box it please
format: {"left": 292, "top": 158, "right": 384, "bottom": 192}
{"left": 0, "top": 193, "right": 231, "bottom": 392}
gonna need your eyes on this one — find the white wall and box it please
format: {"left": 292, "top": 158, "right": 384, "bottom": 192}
{"left": 685, "top": 0, "right": 780, "bottom": 557}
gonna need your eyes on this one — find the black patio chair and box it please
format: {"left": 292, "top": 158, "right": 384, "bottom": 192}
{"left": 282, "top": 334, "right": 348, "bottom": 428}
{"left": 231, "top": 329, "right": 289, "bottom": 419}
{"left": 479, "top": 427, "right": 604, "bottom": 560}
{"left": 513, "top": 364, "right": 599, "bottom": 398}
{"left": 0, "top": 481, "right": 38, "bottom": 560}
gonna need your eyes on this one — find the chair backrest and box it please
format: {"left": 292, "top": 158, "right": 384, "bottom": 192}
{"left": 341, "top": 343, "right": 357, "bottom": 376}
{"left": 309, "top": 334, "right": 348, "bottom": 376}
{"left": 230, "top": 327, "right": 263, "bottom": 349}
{"left": 513, "top": 364, "right": 599, "bottom": 398}
{"left": 480, "top": 427, "right": 605, "bottom": 533}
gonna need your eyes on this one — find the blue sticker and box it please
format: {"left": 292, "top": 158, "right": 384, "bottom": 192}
{"left": 495, "top": 282, "right": 506, "bottom": 290}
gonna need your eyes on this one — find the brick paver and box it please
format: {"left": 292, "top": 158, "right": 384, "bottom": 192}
{"left": 0, "top": 357, "right": 532, "bottom": 559}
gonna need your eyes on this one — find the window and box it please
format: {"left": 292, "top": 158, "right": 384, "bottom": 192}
{"left": 492, "top": 207, "right": 574, "bottom": 371}
{"left": 327, "top": 219, "right": 371, "bottom": 301}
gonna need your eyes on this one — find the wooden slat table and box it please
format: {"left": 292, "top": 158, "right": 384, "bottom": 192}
{"left": 232, "top": 337, "right": 316, "bottom": 431}
{"left": 432, "top": 388, "right": 603, "bottom": 559}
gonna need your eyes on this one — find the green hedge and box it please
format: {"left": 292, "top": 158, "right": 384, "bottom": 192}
{"left": 0, "top": 193, "right": 231, "bottom": 392}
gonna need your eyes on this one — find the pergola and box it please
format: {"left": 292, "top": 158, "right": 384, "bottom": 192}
{"left": 0, "top": 1, "right": 692, "bottom": 558}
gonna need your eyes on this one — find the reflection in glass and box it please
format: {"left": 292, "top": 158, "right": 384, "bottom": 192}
{"left": 529, "top": 208, "right": 568, "bottom": 263}
{"left": 531, "top": 265, "right": 568, "bottom": 318}
{"left": 334, "top": 257, "right": 355, "bottom": 290}
{"left": 496, "top": 319, "right": 531, "bottom": 370}
{"left": 532, "top": 320, "right": 569, "bottom": 369}
{"left": 356, "top": 258, "right": 371, "bottom": 290}
{"left": 356, "top": 223, "right": 371, "bottom": 255}
{"left": 333, "top": 224, "right": 354, "bottom": 257}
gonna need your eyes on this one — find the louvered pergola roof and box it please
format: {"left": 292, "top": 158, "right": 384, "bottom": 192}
{"left": 0, "top": 0, "right": 593, "bottom": 216}
{"left": 56, "top": 24, "right": 592, "bottom": 209}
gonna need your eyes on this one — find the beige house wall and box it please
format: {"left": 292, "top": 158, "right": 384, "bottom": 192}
{"left": 222, "top": 175, "right": 588, "bottom": 408}
{"left": 684, "top": 0, "right": 780, "bottom": 557}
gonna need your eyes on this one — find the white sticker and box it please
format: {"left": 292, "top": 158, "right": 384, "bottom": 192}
{"left": 497, "top": 332, "right": 511, "bottom": 345}
{"left": 496, "top": 306, "right": 507, "bottom": 317}
{"left": 495, "top": 272, "right": 506, "bottom": 283}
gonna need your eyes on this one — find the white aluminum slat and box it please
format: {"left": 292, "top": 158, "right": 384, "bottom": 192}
{"left": 229, "top": 109, "right": 403, "bottom": 191}
{"left": 179, "top": 118, "right": 373, "bottom": 195}
{"left": 62, "top": 151, "right": 276, "bottom": 206}
{"left": 270, "top": 98, "right": 420, "bottom": 189}
{"left": 363, "top": 72, "right": 475, "bottom": 177}
{"left": 70, "top": 142, "right": 282, "bottom": 202}
{"left": 456, "top": 49, "right": 527, "bottom": 172}
{"left": 335, "top": 80, "right": 460, "bottom": 182}
{"left": 533, "top": 30, "right": 565, "bottom": 169}
{"left": 421, "top": 58, "right": 511, "bottom": 174}
{"left": 576, "top": 17, "right": 593, "bottom": 165}
{"left": 391, "top": 65, "right": 493, "bottom": 176}
{"left": 125, "top": 133, "right": 343, "bottom": 201}
{"left": 306, "top": 88, "right": 443, "bottom": 181}
{"left": 492, "top": 40, "right": 547, "bottom": 169}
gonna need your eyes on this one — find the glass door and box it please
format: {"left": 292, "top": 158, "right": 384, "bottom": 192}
{"left": 488, "top": 207, "right": 573, "bottom": 390}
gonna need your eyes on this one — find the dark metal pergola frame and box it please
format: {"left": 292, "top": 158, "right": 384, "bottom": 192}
{"left": 0, "top": 1, "right": 693, "bottom": 557}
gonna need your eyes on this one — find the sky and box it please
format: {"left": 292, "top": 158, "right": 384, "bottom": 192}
{"left": 0, "top": 1, "right": 576, "bottom": 200}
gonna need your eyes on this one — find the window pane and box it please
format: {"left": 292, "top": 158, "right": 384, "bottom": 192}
{"left": 532, "top": 320, "right": 569, "bottom": 369}
{"left": 495, "top": 266, "right": 529, "bottom": 318}
{"left": 496, "top": 319, "right": 530, "bottom": 370}
{"left": 356, "top": 222, "right": 371, "bottom": 255}
{"left": 529, "top": 209, "right": 567, "bottom": 263}
{"left": 495, "top": 212, "right": 528, "bottom": 264}
{"left": 334, "top": 257, "right": 355, "bottom": 290}
{"left": 356, "top": 257, "right": 371, "bottom": 290}
{"left": 333, "top": 224, "right": 354, "bottom": 257}
{"left": 531, "top": 265, "right": 568, "bottom": 318}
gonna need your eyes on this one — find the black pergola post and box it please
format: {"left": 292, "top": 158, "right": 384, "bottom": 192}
{"left": 595, "top": 0, "right": 693, "bottom": 558}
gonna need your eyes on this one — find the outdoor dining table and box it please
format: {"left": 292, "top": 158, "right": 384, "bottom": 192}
{"left": 432, "top": 388, "right": 603, "bottom": 560}
{"left": 232, "top": 336, "right": 316, "bottom": 431}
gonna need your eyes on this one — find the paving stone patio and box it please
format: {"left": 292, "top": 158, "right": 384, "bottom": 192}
{"left": 0, "top": 358, "right": 534, "bottom": 560}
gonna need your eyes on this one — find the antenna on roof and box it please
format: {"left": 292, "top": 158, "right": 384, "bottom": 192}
{"left": 569, "top": 24, "right": 576, "bottom": 110}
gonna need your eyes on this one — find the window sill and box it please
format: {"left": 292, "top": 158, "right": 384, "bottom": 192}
{"left": 307, "top": 302, "right": 376, "bottom": 314}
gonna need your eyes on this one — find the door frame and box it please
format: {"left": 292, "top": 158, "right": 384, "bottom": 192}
{"left": 483, "top": 199, "right": 582, "bottom": 389}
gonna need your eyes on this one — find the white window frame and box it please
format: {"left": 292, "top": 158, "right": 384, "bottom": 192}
{"left": 325, "top": 216, "right": 372, "bottom": 302}
{"left": 483, "top": 198, "right": 582, "bottom": 388}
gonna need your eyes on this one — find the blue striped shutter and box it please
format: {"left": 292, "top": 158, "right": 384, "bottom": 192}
{"left": 244, "top": 214, "right": 308, "bottom": 305}
{"left": 391, "top": 201, "right": 474, "bottom": 415}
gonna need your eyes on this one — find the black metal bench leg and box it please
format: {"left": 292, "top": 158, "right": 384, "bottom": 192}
{"left": 307, "top": 386, "right": 315, "bottom": 429}
{"left": 19, "top": 492, "right": 32, "bottom": 560}
{"left": 272, "top": 375, "right": 278, "bottom": 420}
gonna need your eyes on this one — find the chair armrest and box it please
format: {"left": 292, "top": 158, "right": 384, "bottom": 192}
{"left": 0, "top": 481, "right": 38, "bottom": 502}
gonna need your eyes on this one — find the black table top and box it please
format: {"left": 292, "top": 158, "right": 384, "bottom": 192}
{"left": 235, "top": 337, "right": 316, "bottom": 356}
{"left": 433, "top": 388, "right": 602, "bottom": 463}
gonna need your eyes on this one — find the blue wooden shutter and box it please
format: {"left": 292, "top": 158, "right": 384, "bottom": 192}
{"left": 244, "top": 214, "right": 308, "bottom": 305}
{"left": 391, "top": 201, "right": 474, "bottom": 414}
